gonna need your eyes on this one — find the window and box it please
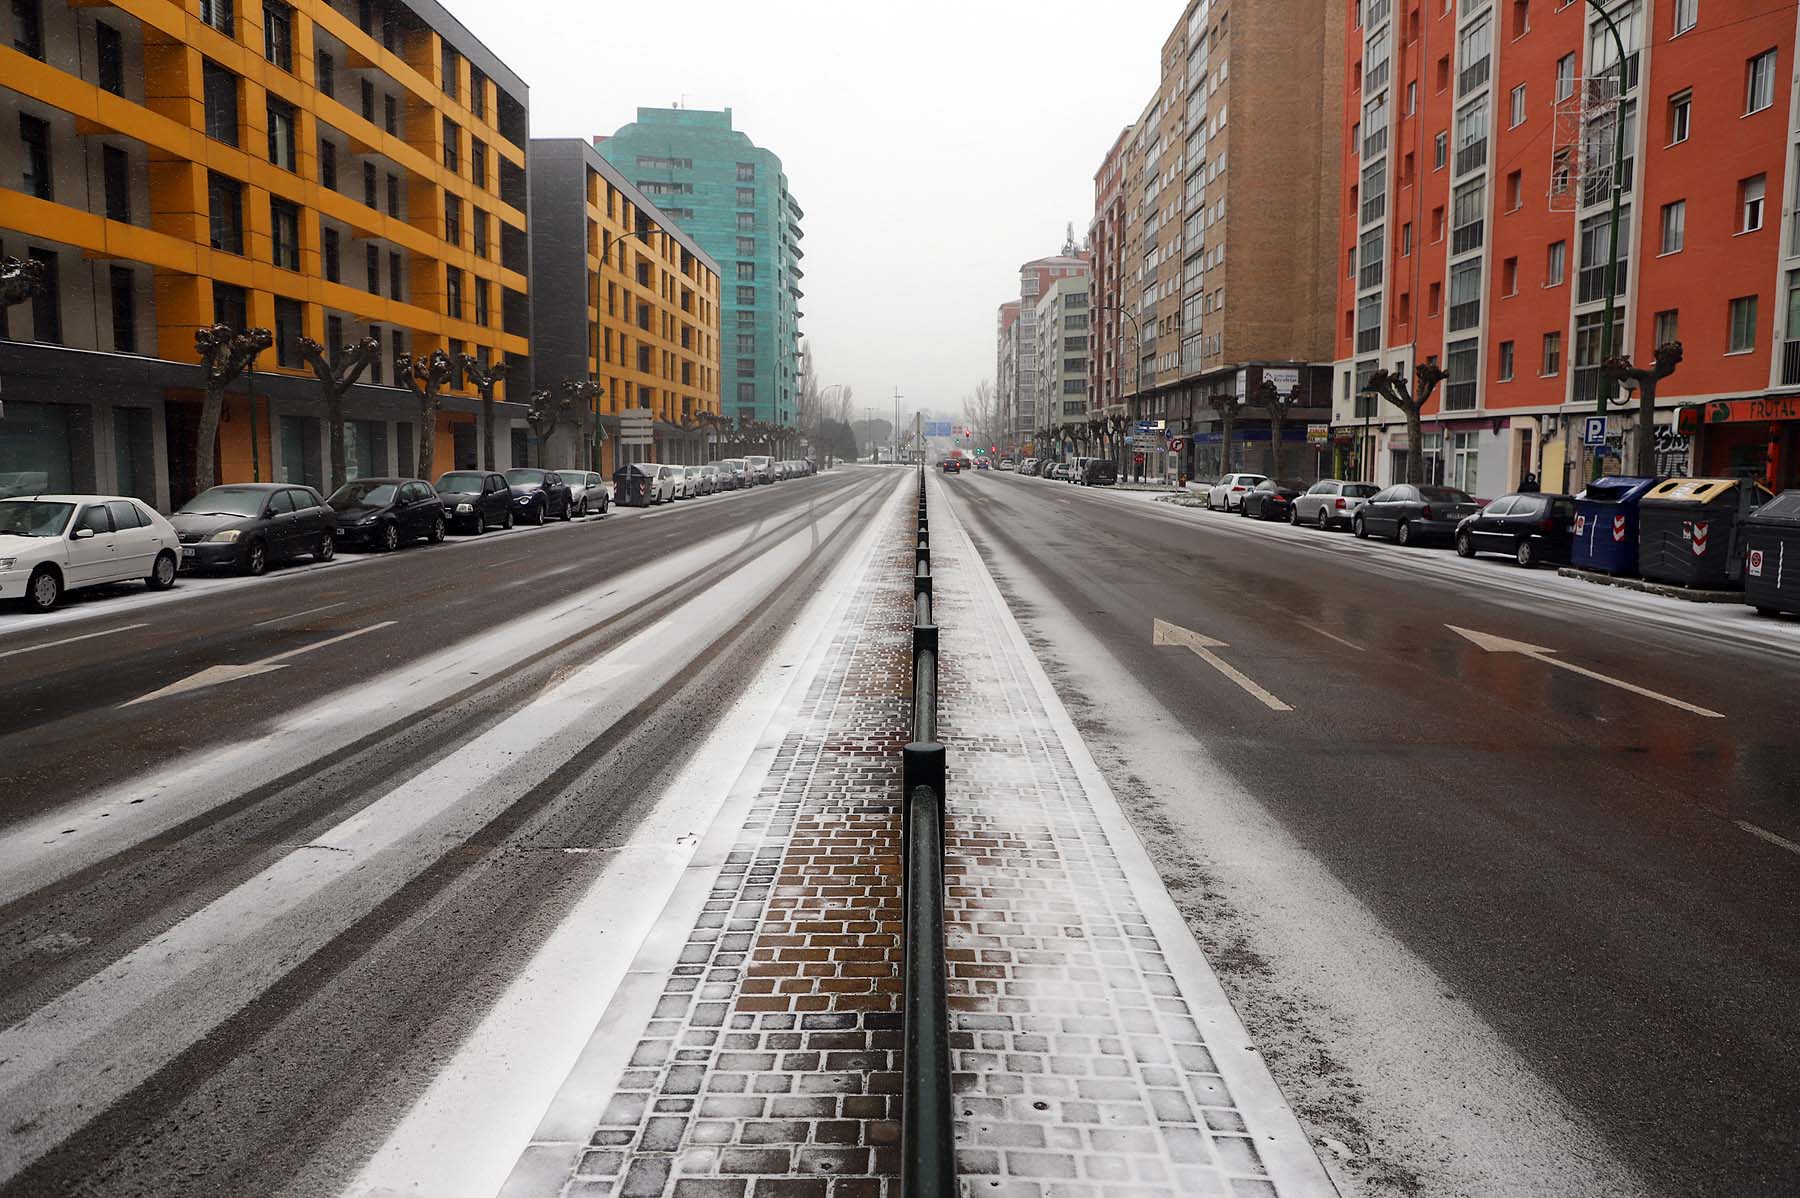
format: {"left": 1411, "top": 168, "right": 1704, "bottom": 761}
{"left": 1747, "top": 49, "right": 1777, "bottom": 115}
{"left": 1660, "top": 200, "right": 1685, "bottom": 253}
{"left": 1358, "top": 228, "right": 1383, "bottom": 289}
{"left": 445, "top": 194, "right": 462, "bottom": 245}
{"left": 445, "top": 266, "right": 463, "bottom": 319}
{"left": 1740, "top": 175, "right": 1766, "bottom": 233}
{"left": 1672, "top": 0, "right": 1696, "bottom": 36}
{"left": 366, "top": 243, "right": 380, "bottom": 293}
{"left": 470, "top": 141, "right": 486, "bottom": 190}
{"left": 1458, "top": 16, "right": 1490, "bottom": 93}
{"left": 273, "top": 296, "right": 302, "bottom": 366}
{"left": 472, "top": 208, "right": 487, "bottom": 257}
{"left": 1401, "top": 221, "right": 1413, "bottom": 256}
{"left": 1454, "top": 96, "right": 1488, "bottom": 173}
{"left": 264, "top": 1, "right": 292, "bottom": 70}
{"left": 1541, "top": 331, "right": 1562, "bottom": 375}
{"left": 1448, "top": 261, "right": 1482, "bottom": 331}
{"left": 474, "top": 278, "right": 490, "bottom": 326}
{"left": 363, "top": 160, "right": 376, "bottom": 207}
{"left": 1502, "top": 256, "right": 1519, "bottom": 295}
{"left": 1406, "top": 81, "right": 1417, "bottom": 114}
{"left": 1431, "top": 204, "right": 1446, "bottom": 242}
{"left": 470, "top": 67, "right": 486, "bottom": 118}
{"left": 736, "top": 333, "right": 756, "bottom": 354}
{"left": 387, "top": 173, "right": 400, "bottom": 217}
{"left": 360, "top": 78, "right": 374, "bottom": 121}
{"left": 736, "top": 162, "right": 756, "bottom": 182}
{"left": 102, "top": 145, "right": 130, "bottom": 222}
{"left": 1361, "top": 158, "right": 1386, "bottom": 225}
{"left": 12, "top": 0, "right": 43, "bottom": 57}
{"left": 443, "top": 116, "right": 459, "bottom": 172}
{"left": 736, "top": 262, "right": 756, "bottom": 281}
{"left": 203, "top": 61, "right": 239, "bottom": 146}
{"left": 1498, "top": 340, "right": 1515, "bottom": 380}
{"left": 212, "top": 280, "right": 246, "bottom": 330}
{"left": 97, "top": 21, "right": 124, "bottom": 94}
{"left": 736, "top": 212, "right": 754, "bottom": 232}
{"left": 1445, "top": 339, "right": 1479, "bottom": 410}
{"left": 1728, "top": 295, "right": 1758, "bottom": 353}
{"left": 1654, "top": 308, "right": 1679, "bottom": 346}
{"left": 1509, "top": 83, "right": 1526, "bottom": 128}
{"left": 24, "top": 246, "right": 59, "bottom": 342}
{"left": 207, "top": 171, "right": 244, "bottom": 253}
{"left": 267, "top": 97, "right": 297, "bottom": 169}
{"left": 109, "top": 265, "right": 136, "bottom": 353}
{"left": 1578, "top": 208, "right": 1632, "bottom": 304}
{"left": 319, "top": 136, "right": 338, "bottom": 190}
{"left": 1667, "top": 89, "right": 1691, "bottom": 144}
{"left": 388, "top": 250, "right": 402, "bottom": 299}
{"left": 1573, "top": 310, "right": 1623, "bottom": 401}
{"left": 199, "top": 0, "right": 231, "bottom": 34}
{"left": 384, "top": 93, "right": 397, "bottom": 135}
{"left": 1451, "top": 177, "right": 1485, "bottom": 253}
{"left": 738, "top": 359, "right": 757, "bottom": 375}
{"left": 270, "top": 198, "right": 300, "bottom": 269}
{"left": 1555, "top": 54, "right": 1575, "bottom": 102}
{"left": 1357, "top": 293, "right": 1381, "bottom": 352}
{"left": 1546, "top": 240, "right": 1566, "bottom": 287}
{"left": 441, "top": 43, "right": 458, "bottom": 99}
{"left": 735, "top": 187, "right": 755, "bottom": 206}
{"left": 736, "top": 236, "right": 756, "bottom": 255}
{"left": 736, "top": 285, "right": 755, "bottom": 305}
{"left": 1506, "top": 169, "right": 1523, "bottom": 210}
{"left": 316, "top": 49, "right": 335, "bottom": 98}
{"left": 323, "top": 227, "right": 341, "bottom": 282}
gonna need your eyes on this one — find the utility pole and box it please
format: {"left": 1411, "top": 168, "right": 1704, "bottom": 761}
{"left": 893, "top": 387, "right": 903, "bottom": 463}
{"left": 1588, "top": 0, "right": 1628, "bottom": 482}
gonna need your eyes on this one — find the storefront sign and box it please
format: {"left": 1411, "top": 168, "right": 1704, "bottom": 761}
{"left": 1306, "top": 423, "right": 1330, "bottom": 446}
{"left": 1702, "top": 396, "right": 1800, "bottom": 424}
{"left": 1264, "top": 367, "right": 1300, "bottom": 393}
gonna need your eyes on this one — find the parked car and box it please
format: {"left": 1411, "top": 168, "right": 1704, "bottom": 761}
{"left": 1081, "top": 458, "right": 1118, "bottom": 486}
{"left": 649, "top": 464, "right": 682, "bottom": 503}
{"left": 941, "top": 458, "right": 962, "bottom": 473}
{"left": 505, "top": 469, "right": 574, "bottom": 524}
{"left": 1242, "top": 478, "right": 1307, "bottom": 521}
{"left": 716, "top": 458, "right": 747, "bottom": 489}
{"left": 553, "top": 469, "right": 610, "bottom": 517}
{"left": 435, "top": 471, "right": 513, "bottom": 533}
{"left": 1206, "top": 473, "right": 1269, "bottom": 511}
{"left": 746, "top": 455, "right": 774, "bottom": 484}
{"left": 701, "top": 464, "right": 723, "bottom": 494}
{"left": 1354, "top": 484, "right": 1481, "bottom": 546}
{"left": 998, "top": 458, "right": 1015, "bottom": 471}
{"left": 1292, "top": 480, "right": 1380, "bottom": 529}
{"left": 327, "top": 478, "right": 445, "bottom": 551}
{"left": 173, "top": 483, "right": 334, "bottom": 575}
{"left": 1018, "top": 458, "right": 1040, "bottom": 476}
{"left": 679, "top": 465, "right": 709, "bottom": 497}
{"left": 1455, "top": 491, "right": 1577, "bottom": 566}
{"left": 1, "top": 495, "right": 180, "bottom": 611}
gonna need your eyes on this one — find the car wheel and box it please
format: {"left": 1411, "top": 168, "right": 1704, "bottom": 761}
{"left": 1353, "top": 515, "right": 1368, "bottom": 539}
{"left": 503, "top": 508, "right": 514, "bottom": 530}
{"left": 146, "top": 551, "right": 178, "bottom": 590}
{"left": 25, "top": 565, "right": 63, "bottom": 611}
{"left": 560, "top": 498, "right": 573, "bottom": 522}
{"left": 316, "top": 532, "right": 336, "bottom": 562}
{"left": 429, "top": 516, "right": 446, "bottom": 543}
{"left": 241, "top": 538, "right": 269, "bottom": 576}
{"left": 1456, "top": 531, "right": 1476, "bottom": 558}
{"left": 1754, "top": 606, "right": 1780, "bottom": 618}
{"left": 1317, "top": 509, "right": 1331, "bottom": 530}
{"left": 1516, "top": 538, "right": 1539, "bottom": 568}
{"left": 1287, "top": 506, "right": 1299, "bottom": 525}
{"left": 1395, "top": 519, "right": 1412, "bottom": 546}
{"left": 380, "top": 522, "right": 401, "bottom": 552}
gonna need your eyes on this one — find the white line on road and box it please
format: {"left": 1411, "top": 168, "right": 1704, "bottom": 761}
{"left": 0, "top": 623, "right": 148, "bottom": 660}
{"left": 253, "top": 602, "right": 344, "bottom": 626}
{"left": 1297, "top": 620, "right": 1364, "bottom": 652}
{"left": 1446, "top": 625, "right": 1723, "bottom": 718}
{"left": 1152, "top": 617, "right": 1293, "bottom": 712}
{"left": 118, "top": 621, "right": 397, "bottom": 707}
{"left": 1735, "top": 820, "right": 1800, "bottom": 857}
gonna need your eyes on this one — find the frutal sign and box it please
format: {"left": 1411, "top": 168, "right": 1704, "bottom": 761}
{"left": 1679, "top": 396, "right": 1800, "bottom": 431}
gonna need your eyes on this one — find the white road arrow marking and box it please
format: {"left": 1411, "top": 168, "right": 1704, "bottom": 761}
{"left": 1152, "top": 617, "right": 1293, "bottom": 712}
{"left": 1446, "top": 625, "right": 1723, "bottom": 718}
{"left": 119, "top": 621, "right": 396, "bottom": 708}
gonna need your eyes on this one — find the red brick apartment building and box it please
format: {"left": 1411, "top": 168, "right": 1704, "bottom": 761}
{"left": 1333, "top": 0, "right": 1800, "bottom": 495}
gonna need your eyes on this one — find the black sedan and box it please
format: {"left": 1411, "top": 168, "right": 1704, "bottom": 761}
{"left": 1455, "top": 491, "right": 1576, "bottom": 567}
{"left": 1353, "top": 484, "right": 1481, "bottom": 546}
{"left": 327, "top": 478, "right": 446, "bottom": 551}
{"left": 435, "top": 470, "right": 514, "bottom": 533}
{"left": 1241, "top": 478, "right": 1306, "bottom": 520}
{"left": 505, "top": 469, "right": 574, "bottom": 524}
{"left": 171, "top": 483, "right": 334, "bottom": 575}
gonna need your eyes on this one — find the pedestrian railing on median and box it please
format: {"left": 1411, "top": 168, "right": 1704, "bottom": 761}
{"left": 901, "top": 467, "right": 954, "bottom": 1198}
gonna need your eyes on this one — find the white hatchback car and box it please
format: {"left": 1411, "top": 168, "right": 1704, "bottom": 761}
{"left": 1, "top": 495, "right": 182, "bottom": 612}
{"left": 1206, "top": 472, "right": 1269, "bottom": 511}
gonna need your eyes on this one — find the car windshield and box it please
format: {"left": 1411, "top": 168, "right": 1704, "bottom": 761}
{"left": 179, "top": 487, "right": 268, "bottom": 516}
{"left": 0, "top": 499, "right": 75, "bottom": 537}
{"left": 1420, "top": 487, "right": 1475, "bottom": 504}
{"left": 329, "top": 482, "right": 398, "bottom": 508}
{"left": 1343, "top": 484, "right": 1379, "bottom": 498}
{"left": 437, "top": 473, "right": 486, "bottom": 492}
{"left": 505, "top": 469, "right": 546, "bottom": 486}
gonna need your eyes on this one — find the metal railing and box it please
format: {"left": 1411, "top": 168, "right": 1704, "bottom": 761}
{"left": 901, "top": 467, "right": 953, "bottom": 1198}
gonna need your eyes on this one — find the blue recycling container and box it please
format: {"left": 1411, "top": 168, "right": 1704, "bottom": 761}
{"left": 1571, "top": 476, "right": 1659, "bottom": 575}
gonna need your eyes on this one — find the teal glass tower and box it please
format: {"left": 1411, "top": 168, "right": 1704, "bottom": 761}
{"left": 598, "top": 108, "right": 804, "bottom": 428}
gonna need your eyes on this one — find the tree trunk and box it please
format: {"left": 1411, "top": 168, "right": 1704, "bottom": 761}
{"left": 1634, "top": 378, "right": 1658, "bottom": 475}
{"left": 196, "top": 375, "right": 226, "bottom": 491}
{"left": 1219, "top": 405, "right": 1236, "bottom": 473}
{"left": 1268, "top": 408, "right": 1286, "bottom": 480}
{"left": 482, "top": 392, "right": 496, "bottom": 472}
{"left": 1405, "top": 406, "right": 1424, "bottom": 485}
{"left": 417, "top": 391, "right": 439, "bottom": 479}
{"left": 327, "top": 386, "right": 348, "bottom": 494}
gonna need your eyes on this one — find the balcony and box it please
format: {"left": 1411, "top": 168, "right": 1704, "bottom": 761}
{"left": 1783, "top": 339, "right": 1800, "bottom": 386}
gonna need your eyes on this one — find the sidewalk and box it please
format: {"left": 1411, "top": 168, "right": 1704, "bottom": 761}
{"left": 500, "top": 473, "right": 1332, "bottom": 1197}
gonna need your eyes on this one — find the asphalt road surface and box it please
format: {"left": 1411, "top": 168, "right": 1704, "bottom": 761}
{"left": 0, "top": 467, "right": 903, "bottom": 1197}
{"left": 941, "top": 469, "right": 1800, "bottom": 1198}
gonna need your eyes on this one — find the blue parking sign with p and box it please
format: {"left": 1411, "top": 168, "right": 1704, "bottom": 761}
{"left": 1583, "top": 416, "right": 1607, "bottom": 446}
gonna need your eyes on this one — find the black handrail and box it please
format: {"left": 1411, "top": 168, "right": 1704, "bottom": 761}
{"left": 901, "top": 466, "right": 953, "bottom": 1198}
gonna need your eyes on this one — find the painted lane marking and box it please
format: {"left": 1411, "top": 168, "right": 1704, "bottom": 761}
{"left": 1152, "top": 617, "right": 1293, "bottom": 712}
{"left": 1296, "top": 620, "right": 1364, "bottom": 652}
{"left": 1446, "top": 625, "right": 1723, "bottom": 718}
{"left": 0, "top": 624, "right": 149, "bottom": 660}
{"left": 253, "top": 601, "right": 345, "bottom": 627}
{"left": 1735, "top": 820, "right": 1800, "bottom": 857}
{"left": 118, "top": 621, "right": 397, "bottom": 708}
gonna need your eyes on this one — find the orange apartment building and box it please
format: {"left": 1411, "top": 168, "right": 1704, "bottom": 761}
{"left": 1334, "top": 0, "right": 1800, "bottom": 495}
{"left": 1, "top": 0, "right": 530, "bottom": 510}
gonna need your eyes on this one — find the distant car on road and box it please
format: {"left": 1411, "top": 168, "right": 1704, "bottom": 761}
{"left": 1355, "top": 484, "right": 1480, "bottom": 546}
{"left": 173, "top": 483, "right": 334, "bottom": 575}
{"left": 1, "top": 495, "right": 180, "bottom": 612}
{"left": 1292, "top": 480, "right": 1379, "bottom": 529}
{"left": 716, "top": 459, "right": 747, "bottom": 489}
{"left": 552, "top": 469, "right": 610, "bottom": 517}
{"left": 1081, "top": 458, "right": 1118, "bottom": 486}
{"left": 701, "top": 464, "right": 723, "bottom": 494}
{"left": 435, "top": 471, "right": 513, "bottom": 533}
{"left": 746, "top": 455, "right": 774, "bottom": 484}
{"left": 1206, "top": 473, "right": 1268, "bottom": 511}
{"left": 327, "top": 478, "right": 445, "bottom": 551}
{"left": 679, "top": 465, "right": 709, "bottom": 497}
{"left": 941, "top": 458, "right": 961, "bottom": 473}
{"left": 975, "top": 458, "right": 992, "bottom": 470}
{"left": 998, "top": 458, "right": 1015, "bottom": 471}
{"left": 505, "top": 469, "right": 574, "bottom": 524}
{"left": 1242, "top": 479, "right": 1307, "bottom": 521}
{"left": 1456, "top": 491, "right": 1576, "bottom": 566}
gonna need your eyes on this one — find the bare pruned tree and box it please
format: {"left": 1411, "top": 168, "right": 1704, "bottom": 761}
{"left": 1367, "top": 361, "right": 1448, "bottom": 485}
{"left": 194, "top": 323, "right": 273, "bottom": 492}
{"left": 1255, "top": 378, "right": 1305, "bottom": 480}
{"left": 457, "top": 354, "right": 511, "bottom": 471}
{"left": 1208, "top": 392, "right": 1239, "bottom": 476}
{"left": 1604, "top": 341, "right": 1683, "bottom": 475}
{"left": 299, "top": 335, "right": 381, "bottom": 492}
{"left": 396, "top": 349, "right": 453, "bottom": 479}
{"left": 1, "top": 255, "right": 46, "bottom": 309}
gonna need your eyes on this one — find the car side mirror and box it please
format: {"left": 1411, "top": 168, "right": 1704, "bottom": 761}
{"left": 73, "top": 527, "right": 96, "bottom": 540}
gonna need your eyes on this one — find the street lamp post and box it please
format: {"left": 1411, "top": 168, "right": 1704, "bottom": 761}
{"left": 1093, "top": 302, "right": 1143, "bottom": 471}
{"left": 1587, "top": 0, "right": 1629, "bottom": 482}
{"left": 599, "top": 227, "right": 669, "bottom": 467}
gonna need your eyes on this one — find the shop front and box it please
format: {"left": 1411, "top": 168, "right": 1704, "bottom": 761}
{"left": 1680, "top": 395, "right": 1800, "bottom": 489}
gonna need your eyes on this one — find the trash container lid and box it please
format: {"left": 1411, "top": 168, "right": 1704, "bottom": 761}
{"left": 1745, "top": 489, "right": 1800, "bottom": 525}
{"left": 1578, "top": 475, "right": 1659, "bottom": 502}
{"left": 1643, "top": 477, "right": 1742, "bottom": 504}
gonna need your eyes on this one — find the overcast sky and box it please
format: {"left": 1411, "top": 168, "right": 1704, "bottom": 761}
{"left": 452, "top": 0, "right": 1176, "bottom": 422}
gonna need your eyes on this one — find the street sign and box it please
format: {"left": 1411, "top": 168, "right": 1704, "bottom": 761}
{"left": 1306, "top": 423, "right": 1330, "bottom": 446}
{"left": 1133, "top": 419, "right": 1166, "bottom": 434}
{"left": 619, "top": 406, "right": 654, "bottom": 447}
{"left": 1583, "top": 415, "right": 1607, "bottom": 446}
{"left": 923, "top": 420, "right": 953, "bottom": 437}
{"left": 1264, "top": 367, "right": 1300, "bottom": 392}
{"left": 1130, "top": 433, "right": 1166, "bottom": 451}
{"left": 1167, "top": 436, "right": 1186, "bottom": 453}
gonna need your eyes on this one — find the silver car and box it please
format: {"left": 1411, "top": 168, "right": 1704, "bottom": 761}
{"left": 1291, "top": 479, "right": 1380, "bottom": 529}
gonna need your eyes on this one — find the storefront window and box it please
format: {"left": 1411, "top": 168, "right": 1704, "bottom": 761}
{"left": 1451, "top": 432, "right": 1480, "bottom": 492}
{"left": 344, "top": 419, "right": 386, "bottom": 480}
{"left": 0, "top": 401, "right": 95, "bottom": 496}
{"left": 113, "top": 406, "right": 156, "bottom": 503}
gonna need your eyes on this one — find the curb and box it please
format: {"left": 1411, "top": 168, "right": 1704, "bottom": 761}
{"left": 1557, "top": 566, "right": 1743, "bottom": 604}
